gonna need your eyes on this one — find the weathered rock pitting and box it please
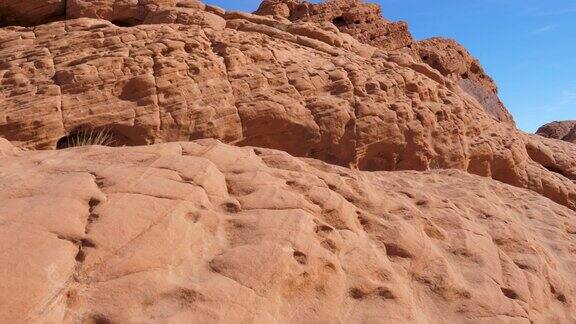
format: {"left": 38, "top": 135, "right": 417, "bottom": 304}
{"left": 1, "top": 1, "right": 576, "bottom": 322}
{"left": 255, "top": 0, "right": 515, "bottom": 125}
{"left": 1, "top": 1, "right": 575, "bottom": 211}
{"left": 406, "top": 38, "right": 515, "bottom": 124}
{"left": 1, "top": 140, "right": 575, "bottom": 322}
{"left": 256, "top": 0, "right": 413, "bottom": 51}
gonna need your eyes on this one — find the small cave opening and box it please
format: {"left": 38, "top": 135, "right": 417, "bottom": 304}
{"left": 110, "top": 20, "right": 135, "bottom": 28}
{"left": 56, "top": 125, "right": 147, "bottom": 150}
{"left": 332, "top": 16, "right": 346, "bottom": 27}
{"left": 461, "top": 72, "right": 469, "bottom": 79}
{"left": 422, "top": 55, "right": 429, "bottom": 61}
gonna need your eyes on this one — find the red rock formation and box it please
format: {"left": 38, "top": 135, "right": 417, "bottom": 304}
{"left": 255, "top": 0, "right": 515, "bottom": 125}
{"left": 256, "top": 0, "right": 413, "bottom": 51}
{"left": 257, "top": 0, "right": 413, "bottom": 51}
{"left": 0, "top": 1, "right": 574, "bottom": 211}
{"left": 1, "top": 1, "right": 576, "bottom": 322}
{"left": 566, "top": 127, "right": 576, "bottom": 143}
{"left": 537, "top": 120, "right": 576, "bottom": 141}
{"left": 0, "top": 0, "right": 65, "bottom": 27}
{"left": 406, "top": 38, "right": 515, "bottom": 124}
{"left": 66, "top": 0, "right": 140, "bottom": 25}
{"left": 0, "top": 140, "right": 575, "bottom": 322}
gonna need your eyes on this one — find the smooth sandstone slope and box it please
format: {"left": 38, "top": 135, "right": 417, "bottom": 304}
{"left": 0, "top": 1, "right": 575, "bottom": 211}
{"left": 1, "top": 139, "right": 576, "bottom": 323}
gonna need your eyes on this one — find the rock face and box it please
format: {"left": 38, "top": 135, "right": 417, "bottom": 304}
{"left": 66, "top": 0, "right": 140, "bottom": 25}
{"left": 256, "top": 0, "right": 413, "bottom": 51}
{"left": 2, "top": 1, "right": 576, "bottom": 322}
{"left": 567, "top": 128, "right": 576, "bottom": 143}
{"left": 1, "top": 0, "right": 575, "bottom": 212}
{"left": 0, "top": 0, "right": 514, "bottom": 125}
{"left": 1, "top": 140, "right": 575, "bottom": 323}
{"left": 0, "top": 0, "right": 65, "bottom": 27}
{"left": 254, "top": 0, "right": 515, "bottom": 125}
{"left": 406, "top": 38, "right": 515, "bottom": 124}
{"left": 537, "top": 120, "right": 576, "bottom": 143}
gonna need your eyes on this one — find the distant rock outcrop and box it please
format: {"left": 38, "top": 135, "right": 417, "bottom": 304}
{"left": 537, "top": 120, "right": 576, "bottom": 143}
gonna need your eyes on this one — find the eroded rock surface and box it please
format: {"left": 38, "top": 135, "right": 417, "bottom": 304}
{"left": 0, "top": 0, "right": 65, "bottom": 27}
{"left": 566, "top": 128, "right": 576, "bottom": 143}
{"left": 0, "top": 0, "right": 514, "bottom": 124}
{"left": 1, "top": 2, "right": 576, "bottom": 321}
{"left": 256, "top": 0, "right": 413, "bottom": 51}
{"left": 537, "top": 120, "right": 576, "bottom": 143}
{"left": 0, "top": 3, "right": 575, "bottom": 211}
{"left": 406, "top": 38, "right": 515, "bottom": 124}
{"left": 1, "top": 140, "right": 575, "bottom": 323}
{"left": 254, "top": 0, "right": 514, "bottom": 125}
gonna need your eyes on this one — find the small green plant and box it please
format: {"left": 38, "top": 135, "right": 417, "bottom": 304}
{"left": 57, "top": 128, "right": 116, "bottom": 149}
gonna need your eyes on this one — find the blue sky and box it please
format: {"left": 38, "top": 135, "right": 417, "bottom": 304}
{"left": 207, "top": 0, "right": 576, "bottom": 132}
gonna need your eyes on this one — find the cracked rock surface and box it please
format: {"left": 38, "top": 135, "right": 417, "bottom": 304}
{"left": 1, "top": 139, "right": 575, "bottom": 322}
